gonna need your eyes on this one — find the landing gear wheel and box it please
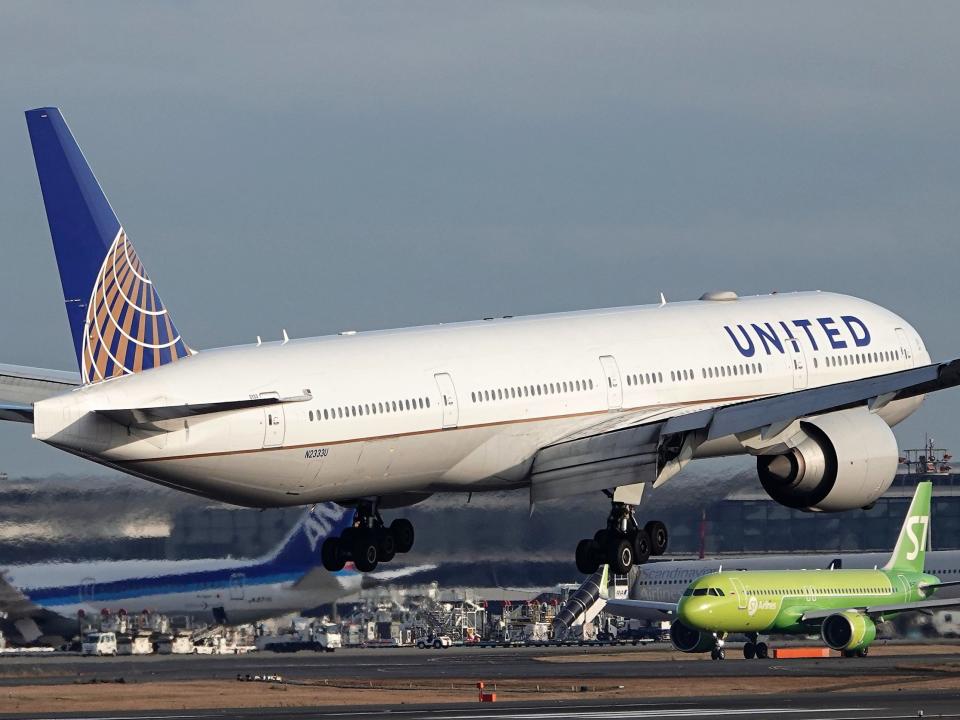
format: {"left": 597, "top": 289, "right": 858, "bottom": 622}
{"left": 644, "top": 520, "right": 669, "bottom": 556}
{"left": 742, "top": 642, "right": 756, "bottom": 660}
{"left": 631, "top": 529, "right": 651, "bottom": 565}
{"left": 710, "top": 647, "right": 725, "bottom": 660}
{"left": 390, "top": 518, "right": 415, "bottom": 553}
{"left": 377, "top": 529, "right": 396, "bottom": 563}
{"left": 755, "top": 642, "right": 769, "bottom": 659}
{"left": 321, "top": 537, "right": 346, "bottom": 572}
{"left": 608, "top": 539, "right": 634, "bottom": 575}
{"left": 856, "top": 647, "right": 868, "bottom": 658}
{"left": 352, "top": 532, "right": 379, "bottom": 572}
{"left": 594, "top": 529, "right": 610, "bottom": 546}
{"left": 576, "top": 539, "right": 600, "bottom": 574}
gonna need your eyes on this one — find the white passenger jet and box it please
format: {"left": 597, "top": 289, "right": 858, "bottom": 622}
{"left": 3, "top": 107, "right": 959, "bottom": 576}
{"left": 0, "top": 504, "right": 371, "bottom": 644}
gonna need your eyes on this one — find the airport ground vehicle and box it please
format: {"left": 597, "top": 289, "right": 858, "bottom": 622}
{"left": 416, "top": 633, "right": 452, "bottom": 649}
{"left": 5, "top": 108, "right": 960, "bottom": 577}
{"left": 81, "top": 632, "right": 117, "bottom": 656}
{"left": 256, "top": 621, "right": 341, "bottom": 653}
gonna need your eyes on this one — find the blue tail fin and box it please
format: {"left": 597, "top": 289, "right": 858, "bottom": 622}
{"left": 260, "top": 504, "right": 354, "bottom": 573}
{"left": 25, "top": 107, "right": 190, "bottom": 384}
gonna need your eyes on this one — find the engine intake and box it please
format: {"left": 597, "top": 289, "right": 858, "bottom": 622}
{"left": 821, "top": 610, "right": 876, "bottom": 652}
{"left": 669, "top": 620, "right": 715, "bottom": 653}
{"left": 757, "top": 408, "right": 898, "bottom": 512}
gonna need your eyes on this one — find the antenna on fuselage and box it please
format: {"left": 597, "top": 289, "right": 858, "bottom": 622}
{"left": 256, "top": 336, "right": 262, "bottom": 347}
{"left": 659, "top": 292, "right": 667, "bottom": 307}
{"left": 282, "top": 329, "right": 290, "bottom": 345}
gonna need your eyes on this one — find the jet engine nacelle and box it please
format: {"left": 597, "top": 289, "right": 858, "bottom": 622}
{"left": 820, "top": 610, "right": 877, "bottom": 652}
{"left": 756, "top": 408, "right": 898, "bottom": 512}
{"left": 669, "top": 619, "right": 716, "bottom": 653}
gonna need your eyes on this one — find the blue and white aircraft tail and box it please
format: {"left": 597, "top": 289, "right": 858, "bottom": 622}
{"left": 25, "top": 107, "right": 190, "bottom": 384}
{"left": 0, "top": 504, "right": 375, "bottom": 644}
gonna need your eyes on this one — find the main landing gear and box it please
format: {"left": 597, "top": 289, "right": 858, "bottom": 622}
{"left": 742, "top": 633, "right": 769, "bottom": 660}
{"left": 320, "top": 500, "right": 415, "bottom": 573}
{"left": 575, "top": 500, "right": 669, "bottom": 575}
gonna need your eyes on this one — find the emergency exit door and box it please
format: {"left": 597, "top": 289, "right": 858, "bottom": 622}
{"left": 262, "top": 406, "right": 285, "bottom": 448}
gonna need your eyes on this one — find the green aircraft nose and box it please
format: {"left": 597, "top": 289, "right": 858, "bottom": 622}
{"left": 679, "top": 599, "right": 715, "bottom": 629}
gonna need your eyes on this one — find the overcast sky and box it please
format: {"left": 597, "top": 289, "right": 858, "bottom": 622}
{"left": 1, "top": 2, "right": 958, "bottom": 478}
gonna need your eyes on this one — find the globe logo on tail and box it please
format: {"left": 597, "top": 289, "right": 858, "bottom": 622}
{"left": 81, "top": 229, "right": 190, "bottom": 383}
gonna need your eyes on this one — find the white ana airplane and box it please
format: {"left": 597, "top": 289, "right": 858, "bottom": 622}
{"left": 0, "top": 504, "right": 371, "bottom": 644}
{"left": 4, "top": 107, "right": 960, "bottom": 577}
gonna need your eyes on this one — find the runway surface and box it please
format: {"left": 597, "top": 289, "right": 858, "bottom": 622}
{"left": 3, "top": 644, "right": 960, "bottom": 719}
{"left": 0, "top": 643, "right": 958, "bottom": 685}
{"left": 6, "top": 692, "right": 960, "bottom": 720}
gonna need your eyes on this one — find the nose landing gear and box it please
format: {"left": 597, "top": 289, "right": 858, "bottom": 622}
{"left": 321, "top": 500, "right": 415, "bottom": 573}
{"left": 575, "top": 500, "right": 669, "bottom": 575}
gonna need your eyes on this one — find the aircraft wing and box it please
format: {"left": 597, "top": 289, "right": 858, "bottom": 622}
{"left": 531, "top": 358, "right": 960, "bottom": 501}
{"left": 0, "top": 364, "right": 80, "bottom": 424}
{"left": 603, "top": 598, "right": 678, "bottom": 618}
{"left": 801, "top": 597, "right": 960, "bottom": 623}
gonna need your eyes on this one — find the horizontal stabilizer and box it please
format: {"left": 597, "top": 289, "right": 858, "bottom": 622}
{"left": 0, "top": 403, "right": 33, "bottom": 424}
{"left": 0, "top": 363, "right": 79, "bottom": 408}
{"left": 97, "top": 391, "right": 312, "bottom": 427}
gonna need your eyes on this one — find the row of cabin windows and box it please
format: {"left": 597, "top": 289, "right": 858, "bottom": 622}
{"left": 307, "top": 397, "right": 430, "bottom": 422}
{"left": 813, "top": 349, "right": 901, "bottom": 370}
{"left": 681, "top": 586, "right": 890, "bottom": 597}
{"left": 740, "top": 587, "right": 890, "bottom": 596}
{"left": 471, "top": 379, "right": 594, "bottom": 404}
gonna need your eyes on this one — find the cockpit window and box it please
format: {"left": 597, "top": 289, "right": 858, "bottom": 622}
{"left": 708, "top": 588, "right": 724, "bottom": 596}
{"left": 692, "top": 588, "right": 709, "bottom": 596}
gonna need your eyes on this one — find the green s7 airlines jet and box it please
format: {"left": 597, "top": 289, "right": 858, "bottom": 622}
{"left": 610, "top": 482, "right": 960, "bottom": 659}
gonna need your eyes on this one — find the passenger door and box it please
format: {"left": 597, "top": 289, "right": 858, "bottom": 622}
{"left": 729, "top": 577, "right": 748, "bottom": 610}
{"left": 434, "top": 373, "right": 459, "bottom": 429}
{"left": 229, "top": 572, "right": 245, "bottom": 601}
{"left": 786, "top": 335, "right": 808, "bottom": 390}
{"left": 598, "top": 355, "right": 623, "bottom": 411}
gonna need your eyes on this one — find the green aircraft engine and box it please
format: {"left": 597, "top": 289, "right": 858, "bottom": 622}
{"left": 669, "top": 620, "right": 716, "bottom": 653}
{"left": 820, "top": 610, "right": 876, "bottom": 652}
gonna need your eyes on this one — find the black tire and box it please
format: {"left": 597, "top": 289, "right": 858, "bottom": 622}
{"left": 631, "top": 528, "right": 651, "bottom": 565}
{"left": 378, "top": 529, "right": 397, "bottom": 563}
{"left": 710, "top": 648, "right": 719, "bottom": 660}
{"left": 856, "top": 647, "right": 869, "bottom": 658}
{"left": 755, "top": 642, "right": 768, "bottom": 659}
{"left": 321, "top": 537, "right": 346, "bottom": 572}
{"left": 352, "top": 532, "right": 379, "bottom": 572}
{"left": 576, "top": 539, "right": 599, "bottom": 574}
{"left": 390, "top": 518, "right": 415, "bottom": 553}
{"left": 742, "top": 642, "right": 756, "bottom": 660}
{"left": 433, "top": 639, "right": 442, "bottom": 649}
{"left": 717, "top": 648, "right": 725, "bottom": 660}
{"left": 645, "top": 520, "right": 669, "bottom": 556}
{"left": 608, "top": 538, "right": 634, "bottom": 575}
{"left": 594, "top": 529, "right": 610, "bottom": 546}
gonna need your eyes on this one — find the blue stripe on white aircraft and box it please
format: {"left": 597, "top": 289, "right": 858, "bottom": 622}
{"left": 0, "top": 504, "right": 427, "bottom": 644}
{"left": 3, "top": 107, "right": 960, "bottom": 580}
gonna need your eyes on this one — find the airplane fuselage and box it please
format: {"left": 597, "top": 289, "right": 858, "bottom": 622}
{"left": 32, "top": 291, "right": 929, "bottom": 507}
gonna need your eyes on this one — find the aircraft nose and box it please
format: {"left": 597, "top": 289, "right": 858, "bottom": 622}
{"left": 679, "top": 600, "right": 715, "bottom": 629}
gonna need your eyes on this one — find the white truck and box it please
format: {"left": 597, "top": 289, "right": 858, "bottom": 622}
{"left": 82, "top": 631, "right": 118, "bottom": 656}
{"left": 256, "top": 621, "right": 341, "bottom": 653}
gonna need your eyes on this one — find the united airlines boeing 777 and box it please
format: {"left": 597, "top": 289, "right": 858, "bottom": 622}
{"left": 4, "top": 108, "right": 960, "bottom": 575}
